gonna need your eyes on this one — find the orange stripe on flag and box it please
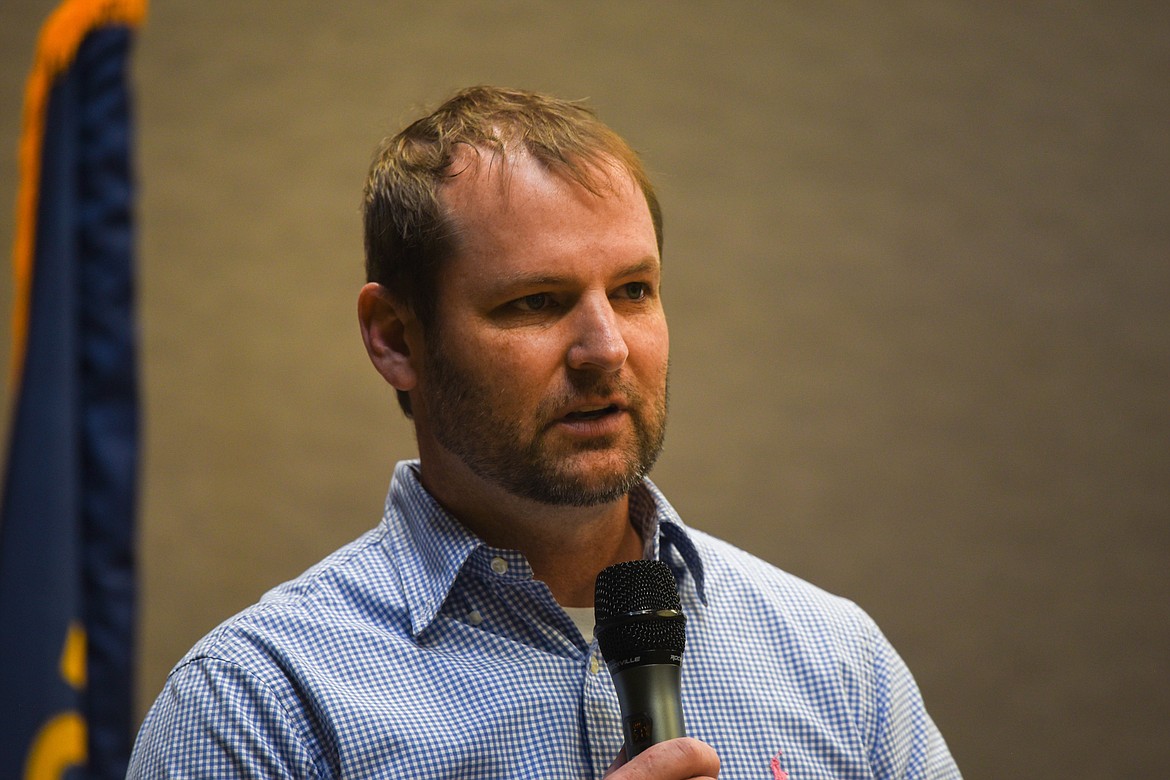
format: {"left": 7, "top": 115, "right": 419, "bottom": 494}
{"left": 10, "top": 0, "right": 147, "bottom": 384}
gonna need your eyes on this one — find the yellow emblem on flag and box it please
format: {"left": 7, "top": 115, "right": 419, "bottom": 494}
{"left": 24, "top": 623, "right": 87, "bottom": 779}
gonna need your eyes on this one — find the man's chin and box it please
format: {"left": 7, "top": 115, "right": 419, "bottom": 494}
{"left": 520, "top": 476, "right": 639, "bottom": 508}
{"left": 517, "top": 451, "right": 654, "bottom": 507}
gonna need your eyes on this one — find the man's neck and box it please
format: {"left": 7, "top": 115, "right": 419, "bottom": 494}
{"left": 415, "top": 456, "right": 644, "bottom": 608}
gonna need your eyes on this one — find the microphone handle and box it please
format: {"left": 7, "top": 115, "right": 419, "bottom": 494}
{"left": 611, "top": 663, "right": 685, "bottom": 757}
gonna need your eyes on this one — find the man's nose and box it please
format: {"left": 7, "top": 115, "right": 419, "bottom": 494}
{"left": 566, "top": 295, "right": 629, "bottom": 373}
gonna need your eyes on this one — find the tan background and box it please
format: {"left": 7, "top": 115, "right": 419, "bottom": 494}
{"left": 3, "top": 2, "right": 1168, "bottom": 776}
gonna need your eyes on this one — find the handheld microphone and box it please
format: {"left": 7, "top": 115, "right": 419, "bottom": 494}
{"left": 594, "top": 560, "right": 687, "bottom": 757}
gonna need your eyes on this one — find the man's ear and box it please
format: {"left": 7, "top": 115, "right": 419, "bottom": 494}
{"left": 358, "top": 283, "right": 421, "bottom": 392}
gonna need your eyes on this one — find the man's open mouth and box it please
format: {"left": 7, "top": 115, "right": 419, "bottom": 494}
{"left": 564, "top": 405, "right": 619, "bottom": 421}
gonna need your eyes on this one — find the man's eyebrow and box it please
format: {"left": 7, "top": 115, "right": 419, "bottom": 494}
{"left": 615, "top": 258, "right": 662, "bottom": 278}
{"left": 488, "top": 258, "right": 661, "bottom": 293}
{"left": 487, "top": 272, "right": 569, "bottom": 292}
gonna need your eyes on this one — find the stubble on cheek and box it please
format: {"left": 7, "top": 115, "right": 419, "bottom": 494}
{"left": 423, "top": 338, "right": 669, "bottom": 506}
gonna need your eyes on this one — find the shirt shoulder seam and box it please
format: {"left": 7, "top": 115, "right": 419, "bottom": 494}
{"left": 170, "top": 652, "right": 330, "bottom": 779}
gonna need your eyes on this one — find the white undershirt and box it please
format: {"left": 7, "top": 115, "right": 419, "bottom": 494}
{"left": 561, "top": 605, "right": 595, "bottom": 641}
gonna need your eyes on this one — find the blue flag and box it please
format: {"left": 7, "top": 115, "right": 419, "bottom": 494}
{"left": 0, "top": 1, "right": 147, "bottom": 778}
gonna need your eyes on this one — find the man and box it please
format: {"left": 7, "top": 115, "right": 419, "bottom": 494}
{"left": 129, "top": 86, "right": 960, "bottom": 778}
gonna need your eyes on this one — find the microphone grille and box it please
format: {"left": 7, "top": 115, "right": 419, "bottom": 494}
{"left": 594, "top": 560, "right": 682, "bottom": 621}
{"left": 594, "top": 560, "right": 686, "bottom": 663}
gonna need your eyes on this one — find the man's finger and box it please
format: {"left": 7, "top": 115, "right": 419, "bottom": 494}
{"left": 604, "top": 737, "right": 720, "bottom": 780}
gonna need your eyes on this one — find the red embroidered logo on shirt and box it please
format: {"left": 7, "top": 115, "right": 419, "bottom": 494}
{"left": 770, "top": 749, "right": 789, "bottom": 780}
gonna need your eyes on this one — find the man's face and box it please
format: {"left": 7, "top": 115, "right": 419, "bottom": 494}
{"left": 412, "top": 150, "right": 669, "bottom": 506}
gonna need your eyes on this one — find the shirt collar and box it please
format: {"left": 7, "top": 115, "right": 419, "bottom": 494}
{"left": 380, "top": 460, "right": 708, "bottom": 637}
{"left": 380, "top": 461, "right": 480, "bottom": 636}
{"left": 630, "top": 477, "right": 709, "bottom": 608}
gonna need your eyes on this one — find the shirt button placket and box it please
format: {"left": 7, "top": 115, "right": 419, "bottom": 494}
{"left": 582, "top": 648, "right": 623, "bottom": 778}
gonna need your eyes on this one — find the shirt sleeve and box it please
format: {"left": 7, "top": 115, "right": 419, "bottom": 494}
{"left": 862, "top": 616, "right": 962, "bottom": 780}
{"left": 127, "top": 655, "right": 325, "bottom": 779}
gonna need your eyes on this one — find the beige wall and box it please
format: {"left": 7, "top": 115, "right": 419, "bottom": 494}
{"left": 2, "top": 2, "right": 1168, "bottom": 776}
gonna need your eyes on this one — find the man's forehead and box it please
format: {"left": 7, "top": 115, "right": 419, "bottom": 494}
{"left": 440, "top": 145, "right": 641, "bottom": 217}
{"left": 432, "top": 145, "right": 659, "bottom": 295}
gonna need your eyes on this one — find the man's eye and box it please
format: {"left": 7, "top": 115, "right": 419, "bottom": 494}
{"left": 622, "top": 283, "right": 649, "bottom": 300}
{"left": 514, "top": 293, "right": 552, "bottom": 312}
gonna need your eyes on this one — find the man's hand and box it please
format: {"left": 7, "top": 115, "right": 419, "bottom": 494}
{"left": 603, "top": 738, "right": 720, "bottom": 780}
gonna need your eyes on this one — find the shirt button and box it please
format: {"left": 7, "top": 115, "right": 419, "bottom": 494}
{"left": 467, "top": 610, "right": 484, "bottom": 626}
{"left": 589, "top": 656, "right": 600, "bottom": 675}
{"left": 490, "top": 557, "right": 508, "bottom": 575}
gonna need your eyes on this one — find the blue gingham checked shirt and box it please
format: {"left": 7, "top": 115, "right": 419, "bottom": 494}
{"left": 129, "top": 460, "right": 960, "bottom": 779}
